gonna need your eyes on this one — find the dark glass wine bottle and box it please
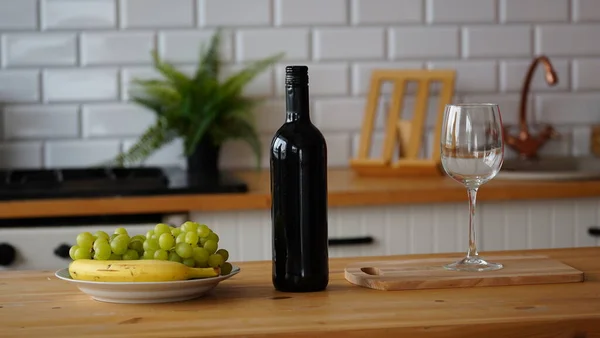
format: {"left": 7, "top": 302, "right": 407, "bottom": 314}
{"left": 270, "top": 65, "right": 329, "bottom": 292}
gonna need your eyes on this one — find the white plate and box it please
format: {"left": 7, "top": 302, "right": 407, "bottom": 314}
{"left": 55, "top": 265, "right": 240, "bottom": 304}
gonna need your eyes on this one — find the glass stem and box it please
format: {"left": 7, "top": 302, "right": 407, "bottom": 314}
{"left": 466, "top": 187, "right": 479, "bottom": 258}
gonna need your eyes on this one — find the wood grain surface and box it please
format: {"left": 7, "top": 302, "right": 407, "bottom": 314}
{"left": 1, "top": 168, "right": 600, "bottom": 219}
{"left": 0, "top": 247, "right": 599, "bottom": 338}
{"left": 344, "top": 255, "right": 584, "bottom": 291}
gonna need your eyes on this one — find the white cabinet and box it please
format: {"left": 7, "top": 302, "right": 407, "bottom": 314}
{"left": 189, "top": 197, "right": 600, "bottom": 262}
{"left": 480, "top": 198, "right": 600, "bottom": 250}
{"left": 1, "top": 198, "right": 597, "bottom": 270}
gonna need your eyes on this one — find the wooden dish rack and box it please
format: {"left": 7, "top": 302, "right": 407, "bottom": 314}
{"left": 350, "top": 69, "right": 456, "bottom": 177}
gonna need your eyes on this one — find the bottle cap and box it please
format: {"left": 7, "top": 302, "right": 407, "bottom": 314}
{"left": 285, "top": 65, "right": 309, "bottom": 86}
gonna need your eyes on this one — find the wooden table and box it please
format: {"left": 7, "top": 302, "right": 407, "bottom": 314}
{"left": 1, "top": 247, "right": 599, "bottom": 337}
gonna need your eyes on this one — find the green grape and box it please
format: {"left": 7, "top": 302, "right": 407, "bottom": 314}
{"left": 221, "top": 262, "right": 233, "bottom": 275}
{"left": 216, "top": 249, "right": 229, "bottom": 261}
{"left": 184, "top": 231, "right": 199, "bottom": 246}
{"left": 110, "top": 234, "right": 129, "bottom": 255}
{"left": 76, "top": 232, "right": 95, "bottom": 249}
{"left": 93, "top": 238, "right": 108, "bottom": 251}
{"left": 130, "top": 235, "right": 146, "bottom": 242}
{"left": 128, "top": 240, "right": 144, "bottom": 255}
{"left": 208, "top": 254, "right": 224, "bottom": 268}
{"left": 171, "top": 227, "right": 181, "bottom": 236}
{"left": 109, "top": 233, "right": 119, "bottom": 241}
{"left": 158, "top": 233, "right": 175, "bottom": 250}
{"left": 114, "top": 227, "right": 128, "bottom": 235}
{"left": 69, "top": 245, "right": 80, "bottom": 260}
{"left": 182, "top": 258, "right": 195, "bottom": 267}
{"left": 109, "top": 253, "right": 122, "bottom": 260}
{"left": 73, "top": 247, "right": 92, "bottom": 260}
{"left": 176, "top": 233, "right": 186, "bottom": 244}
{"left": 94, "top": 231, "right": 110, "bottom": 241}
{"left": 203, "top": 239, "right": 218, "bottom": 254}
{"left": 142, "top": 250, "right": 155, "bottom": 259}
{"left": 206, "top": 232, "right": 219, "bottom": 243}
{"left": 195, "top": 260, "right": 208, "bottom": 268}
{"left": 197, "top": 224, "right": 211, "bottom": 238}
{"left": 154, "top": 249, "right": 169, "bottom": 260}
{"left": 154, "top": 223, "right": 171, "bottom": 235}
{"left": 146, "top": 230, "right": 155, "bottom": 238}
{"left": 143, "top": 238, "right": 160, "bottom": 251}
{"left": 168, "top": 251, "right": 182, "bottom": 263}
{"left": 181, "top": 221, "right": 199, "bottom": 233}
{"left": 122, "top": 249, "right": 140, "bottom": 260}
{"left": 192, "top": 247, "right": 209, "bottom": 265}
{"left": 93, "top": 241, "right": 112, "bottom": 260}
{"left": 175, "top": 243, "right": 193, "bottom": 259}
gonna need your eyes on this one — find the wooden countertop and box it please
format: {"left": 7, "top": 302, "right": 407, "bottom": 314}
{"left": 1, "top": 247, "right": 599, "bottom": 337}
{"left": 1, "top": 168, "right": 600, "bottom": 219}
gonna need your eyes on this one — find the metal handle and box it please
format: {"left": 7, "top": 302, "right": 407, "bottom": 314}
{"left": 328, "top": 236, "right": 374, "bottom": 246}
{"left": 53, "top": 243, "right": 72, "bottom": 259}
{"left": 0, "top": 243, "right": 16, "bottom": 266}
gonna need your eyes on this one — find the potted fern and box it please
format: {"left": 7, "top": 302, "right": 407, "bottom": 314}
{"left": 112, "top": 30, "right": 283, "bottom": 185}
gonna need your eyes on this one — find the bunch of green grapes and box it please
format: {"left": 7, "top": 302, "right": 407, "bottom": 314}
{"left": 69, "top": 227, "right": 146, "bottom": 262}
{"left": 68, "top": 222, "right": 232, "bottom": 276}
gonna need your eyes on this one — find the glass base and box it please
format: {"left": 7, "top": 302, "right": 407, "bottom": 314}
{"left": 443, "top": 256, "right": 503, "bottom": 272}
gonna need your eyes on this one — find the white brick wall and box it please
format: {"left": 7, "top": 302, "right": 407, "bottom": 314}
{"left": 0, "top": 0, "right": 598, "bottom": 169}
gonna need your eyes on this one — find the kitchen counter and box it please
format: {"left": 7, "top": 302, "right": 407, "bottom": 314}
{"left": 1, "top": 168, "right": 600, "bottom": 219}
{"left": 1, "top": 247, "right": 599, "bottom": 337}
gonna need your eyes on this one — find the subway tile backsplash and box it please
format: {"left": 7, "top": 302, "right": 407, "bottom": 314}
{"left": 0, "top": 0, "right": 598, "bottom": 169}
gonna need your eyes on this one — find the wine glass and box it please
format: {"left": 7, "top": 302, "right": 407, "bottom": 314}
{"left": 440, "top": 103, "right": 504, "bottom": 272}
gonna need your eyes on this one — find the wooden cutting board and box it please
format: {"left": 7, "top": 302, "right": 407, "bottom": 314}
{"left": 344, "top": 255, "right": 584, "bottom": 291}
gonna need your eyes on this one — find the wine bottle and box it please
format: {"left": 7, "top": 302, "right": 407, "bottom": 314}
{"left": 270, "top": 65, "right": 329, "bottom": 292}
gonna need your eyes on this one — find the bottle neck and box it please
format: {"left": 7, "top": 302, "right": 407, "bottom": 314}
{"left": 285, "top": 84, "right": 310, "bottom": 123}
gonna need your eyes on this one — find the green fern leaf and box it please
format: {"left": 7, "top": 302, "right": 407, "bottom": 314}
{"left": 220, "top": 53, "right": 284, "bottom": 99}
{"left": 195, "top": 28, "right": 222, "bottom": 80}
{"left": 150, "top": 51, "right": 192, "bottom": 92}
{"left": 113, "top": 121, "right": 175, "bottom": 166}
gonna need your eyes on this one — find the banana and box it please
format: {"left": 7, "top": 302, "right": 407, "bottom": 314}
{"left": 69, "top": 259, "right": 220, "bottom": 282}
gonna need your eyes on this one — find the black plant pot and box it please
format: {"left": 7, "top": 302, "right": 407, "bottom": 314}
{"left": 186, "top": 136, "right": 221, "bottom": 187}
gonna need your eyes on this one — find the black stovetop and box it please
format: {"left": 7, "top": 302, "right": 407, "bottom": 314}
{"left": 0, "top": 167, "right": 247, "bottom": 201}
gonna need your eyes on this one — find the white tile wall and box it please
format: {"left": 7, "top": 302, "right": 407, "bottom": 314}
{"left": 573, "top": 58, "right": 600, "bottom": 90}
{"left": 4, "top": 105, "right": 79, "bottom": 139}
{"left": 274, "top": 0, "right": 347, "bottom": 26}
{"left": 499, "top": 0, "right": 569, "bottom": 23}
{"left": 43, "top": 69, "right": 119, "bottom": 102}
{"left": 43, "top": 0, "right": 117, "bottom": 29}
{"left": 81, "top": 32, "right": 154, "bottom": 65}
{"left": 389, "top": 27, "right": 459, "bottom": 59}
{"left": 313, "top": 28, "right": 385, "bottom": 61}
{"left": 351, "top": 0, "right": 422, "bottom": 25}
{"left": 426, "top": 0, "right": 496, "bottom": 24}
{"left": 0, "top": 0, "right": 38, "bottom": 30}
{"left": 120, "top": 0, "right": 194, "bottom": 28}
{"left": 572, "top": 0, "right": 600, "bottom": 22}
{"left": 236, "top": 28, "right": 309, "bottom": 61}
{"left": 202, "top": 0, "right": 271, "bottom": 27}
{"left": 45, "top": 140, "right": 120, "bottom": 167}
{"left": 0, "top": 0, "right": 597, "bottom": 169}
{"left": 3, "top": 33, "right": 77, "bottom": 66}
{"left": 462, "top": 26, "right": 532, "bottom": 58}
{"left": 0, "top": 70, "right": 40, "bottom": 102}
